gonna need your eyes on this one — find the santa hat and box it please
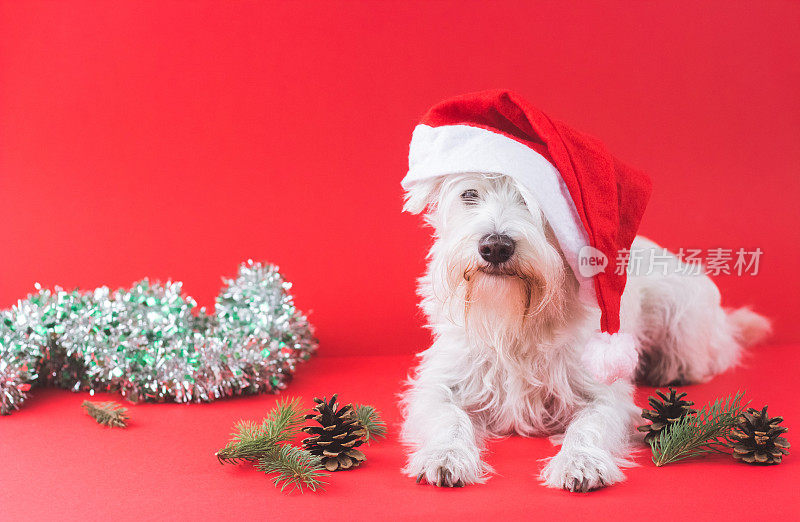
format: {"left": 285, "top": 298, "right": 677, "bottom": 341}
{"left": 401, "top": 89, "right": 652, "bottom": 384}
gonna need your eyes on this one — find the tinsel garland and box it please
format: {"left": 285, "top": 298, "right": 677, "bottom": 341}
{"left": 0, "top": 261, "right": 317, "bottom": 415}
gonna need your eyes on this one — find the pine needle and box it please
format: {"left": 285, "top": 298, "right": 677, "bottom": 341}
{"left": 353, "top": 404, "right": 387, "bottom": 442}
{"left": 649, "top": 391, "right": 747, "bottom": 466}
{"left": 82, "top": 400, "right": 129, "bottom": 428}
{"left": 262, "top": 397, "right": 307, "bottom": 444}
{"left": 215, "top": 397, "right": 305, "bottom": 464}
{"left": 257, "top": 445, "right": 328, "bottom": 493}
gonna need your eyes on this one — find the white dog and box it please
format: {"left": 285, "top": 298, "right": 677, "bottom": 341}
{"left": 399, "top": 172, "right": 770, "bottom": 491}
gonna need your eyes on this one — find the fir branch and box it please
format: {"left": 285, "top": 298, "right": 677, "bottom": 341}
{"left": 81, "top": 400, "right": 129, "bottom": 428}
{"left": 262, "top": 397, "right": 306, "bottom": 444}
{"left": 215, "top": 397, "right": 305, "bottom": 464}
{"left": 257, "top": 445, "right": 328, "bottom": 493}
{"left": 649, "top": 391, "right": 747, "bottom": 466}
{"left": 353, "top": 404, "right": 387, "bottom": 442}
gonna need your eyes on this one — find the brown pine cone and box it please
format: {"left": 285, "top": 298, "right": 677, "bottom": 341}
{"left": 729, "top": 405, "right": 790, "bottom": 465}
{"left": 302, "top": 395, "right": 366, "bottom": 471}
{"left": 637, "top": 388, "right": 697, "bottom": 443}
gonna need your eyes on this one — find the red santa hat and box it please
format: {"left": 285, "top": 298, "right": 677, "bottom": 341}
{"left": 401, "top": 89, "right": 652, "bottom": 384}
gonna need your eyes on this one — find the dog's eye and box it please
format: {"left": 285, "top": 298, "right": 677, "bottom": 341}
{"left": 460, "top": 189, "right": 479, "bottom": 204}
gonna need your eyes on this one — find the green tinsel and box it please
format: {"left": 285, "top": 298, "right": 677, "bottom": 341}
{"left": 0, "top": 260, "right": 317, "bottom": 415}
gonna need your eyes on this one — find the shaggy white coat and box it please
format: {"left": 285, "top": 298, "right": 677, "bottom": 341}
{"left": 400, "top": 173, "right": 770, "bottom": 491}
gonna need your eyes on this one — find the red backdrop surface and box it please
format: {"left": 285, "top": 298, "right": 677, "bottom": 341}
{"left": 1, "top": 1, "right": 799, "bottom": 353}
{"left": 1, "top": 2, "right": 799, "bottom": 520}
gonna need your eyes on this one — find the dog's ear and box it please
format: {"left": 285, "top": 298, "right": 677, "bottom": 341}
{"left": 403, "top": 177, "right": 443, "bottom": 215}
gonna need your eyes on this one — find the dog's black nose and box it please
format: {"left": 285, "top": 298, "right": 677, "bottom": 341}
{"left": 478, "top": 233, "right": 515, "bottom": 264}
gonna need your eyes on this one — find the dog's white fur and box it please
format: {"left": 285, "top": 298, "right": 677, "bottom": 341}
{"left": 400, "top": 173, "right": 770, "bottom": 491}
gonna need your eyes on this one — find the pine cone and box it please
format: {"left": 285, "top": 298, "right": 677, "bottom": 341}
{"left": 302, "top": 395, "right": 366, "bottom": 471}
{"left": 729, "top": 406, "right": 790, "bottom": 465}
{"left": 637, "top": 388, "right": 697, "bottom": 443}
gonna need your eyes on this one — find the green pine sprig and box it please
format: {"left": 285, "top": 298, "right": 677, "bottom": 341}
{"left": 81, "top": 400, "right": 129, "bottom": 428}
{"left": 257, "top": 445, "right": 327, "bottom": 492}
{"left": 649, "top": 391, "right": 747, "bottom": 466}
{"left": 215, "top": 397, "right": 305, "bottom": 464}
{"left": 353, "top": 404, "right": 387, "bottom": 442}
{"left": 215, "top": 397, "right": 385, "bottom": 492}
{"left": 215, "top": 397, "right": 328, "bottom": 492}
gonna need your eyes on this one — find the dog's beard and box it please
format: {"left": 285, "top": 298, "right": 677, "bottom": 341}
{"left": 463, "top": 268, "right": 534, "bottom": 352}
{"left": 439, "top": 247, "right": 567, "bottom": 354}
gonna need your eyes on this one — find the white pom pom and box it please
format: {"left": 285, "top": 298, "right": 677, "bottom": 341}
{"left": 581, "top": 332, "right": 638, "bottom": 384}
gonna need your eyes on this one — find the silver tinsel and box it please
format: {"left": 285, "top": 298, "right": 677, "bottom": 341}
{"left": 0, "top": 261, "right": 317, "bottom": 415}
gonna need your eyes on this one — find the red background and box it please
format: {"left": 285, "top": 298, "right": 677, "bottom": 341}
{"left": 2, "top": 1, "right": 799, "bottom": 350}
{"left": 1, "top": 1, "right": 798, "bottom": 520}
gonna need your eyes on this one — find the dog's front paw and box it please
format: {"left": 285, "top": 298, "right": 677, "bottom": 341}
{"left": 404, "top": 444, "right": 486, "bottom": 487}
{"left": 539, "top": 448, "right": 625, "bottom": 492}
